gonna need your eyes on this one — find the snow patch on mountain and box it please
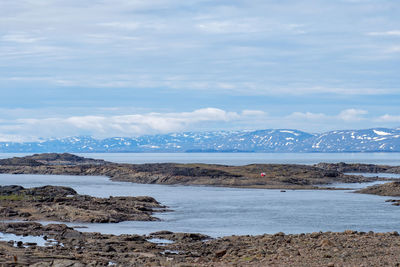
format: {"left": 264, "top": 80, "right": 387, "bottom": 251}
{"left": 0, "top": 128, "right": 399, "bottom": 153}
{"left": 373, "top": 130, "right": 392, "bottom": 136}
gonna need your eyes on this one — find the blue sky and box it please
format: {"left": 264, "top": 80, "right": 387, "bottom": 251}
{"left": 0, "top": 0, "right": 399, "bottom": 141}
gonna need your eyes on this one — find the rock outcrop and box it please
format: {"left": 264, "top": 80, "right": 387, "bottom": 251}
{"left": 356, "top": 181, "right": 400, "bottom": 197}
{"left": 0, "top": 185, "right": 167, "bottom": 223}
{"left": 315, "top": 162, "right": 400, "bottom": 174}
{"left": 0, "top": 153, "right": 107, "bottom": 166}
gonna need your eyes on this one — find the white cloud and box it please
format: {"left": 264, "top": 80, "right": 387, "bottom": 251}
{"left": 195, "top": 19, "right": 305, "bottom": 35}
{"left": 288, "top": 112, "right": 327, "bottom": 121}
{"left": 0, "top": 134, "right": 26, "bottom": 143}
{"left": 2, "top": 33, "right": 45, "bottom": 43}
{"left": 338, "top": 109, "right": 368, "bottom": 121}
{"left": 97, "top": 21, "right": 166, "bottom": 32}
{"left": 376, "top": 114, "right": 400, "bottom": 122}
{"left": 0, "top": 1, "right": 398, "bottom": 98}
{"left": 0, "top": 108, "right": 258, "bottom": 141}
{"left": 4, "top": 73, "right": 397, "bottom": 96}
{"left": 288, "top": 109, "right": 368, "bottom": 123}
{"left": 367, "top": 30, "right": 400, "bottom": 36}
{"left": 98, "top": 22, "right": 141, "bottom": 30}
{"left": 0, "top": 0, "right": 399, "bottom": 130}
{"left": 1, "top": 108, "right": 400, "bottom": 142}
{"left": 196, "top": 20, "right": 260, "bottom": 34}
{"left": 386, "top": 46, "right": 400, "bottom": 53}
{"left": 241, "top": 110, "right": 266, "bottom": 117}
{"left": 281, "top": 87, "right": 397, "bottom": 95}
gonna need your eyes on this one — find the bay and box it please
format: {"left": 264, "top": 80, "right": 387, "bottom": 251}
{"left": 1, "top": 173, "right": 399, "bottom": 237}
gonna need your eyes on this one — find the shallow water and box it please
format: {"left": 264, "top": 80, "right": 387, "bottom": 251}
{"left": 147, "top": 238, "right": 175, "bottom": 244}
{"left": 328, "top": 172, "right": 400, "bottom": 189}
{"left": 346, "top": 173, "right": 400, "bottom": 179}
{"left": 0, "top": 232, "right": 58, "bottom": 247}
{"left": 0, "top": 174, "right": 399, "bottom": 237}
{"left": 326, "top": 181, "right": 387, "bottom": 189}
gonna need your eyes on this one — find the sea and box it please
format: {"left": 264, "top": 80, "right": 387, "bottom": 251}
{"left": 1, "top": 152, "right": 400, "bottom": 165}
{"left": 0, "top": 152, "right": 399, "bottom": 237}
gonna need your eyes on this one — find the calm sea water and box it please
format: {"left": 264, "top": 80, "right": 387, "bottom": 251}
{"left": 1, "top": 173, "right": 399, "bottom": 237}
{"left": 0, "top": 152, "right": 399, "bottom": 165}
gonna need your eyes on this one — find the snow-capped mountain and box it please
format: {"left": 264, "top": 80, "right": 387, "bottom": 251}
{"left": 0, "top": 128, "right": 399, "bottom": 153}
{"left": 302, "top": 128, "right": 400, "bottom": 152}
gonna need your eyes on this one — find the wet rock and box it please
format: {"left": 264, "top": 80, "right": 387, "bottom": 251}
{"left": 150, "top": 231, "right": 174, "bottom": 235}
{"left": 61, "top": 229, "right": 83, "bottom": 239}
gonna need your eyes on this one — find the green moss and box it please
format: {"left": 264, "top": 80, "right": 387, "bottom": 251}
{"left": 0, "top": 194, "right": 26, "bottom": 201}
{"left": 0, "top": 194, "right": 46, "bottom": 201}
{"left": 242, "top": 256, "right": 254, "bottom": 261}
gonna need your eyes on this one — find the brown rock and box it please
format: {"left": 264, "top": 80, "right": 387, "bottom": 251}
{"left": 319, "top": 239, "right": 335, "bottom": 248}
{"left": 215, "top": 249, "right": 227, "bottom": 258}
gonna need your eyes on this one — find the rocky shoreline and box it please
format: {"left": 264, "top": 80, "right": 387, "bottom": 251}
{"left": 0, "top": 185, "right": 167, "bottom": 223}
{"left": 1, "top": 153, "right": 400, "bottom": 266}
{"left": 355, "top": 181, "right": 400, "bottom": 206}
{"left": 1, "top": 222, "right": 400, "bottom": 266}
{"left": 0, "top": 153, "right": 394, "bottom": 189}
{"left": 315, "top": 162, "right": 400, "bottom": 174}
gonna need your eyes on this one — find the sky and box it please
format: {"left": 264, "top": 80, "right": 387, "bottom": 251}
{"left": 0, "top": 0, "right": 399, "bottom": 141}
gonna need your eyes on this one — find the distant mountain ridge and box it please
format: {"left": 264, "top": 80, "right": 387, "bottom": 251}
{"left": 1, "top": 128, "right": 400, "bottom": 153}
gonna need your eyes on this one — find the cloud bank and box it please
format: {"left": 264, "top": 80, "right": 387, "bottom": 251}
{"left": 0, "top": 108, "right": 399, "bottom": 142}
{"left": 1, "top": 0, "right": 399, "bottom": 96}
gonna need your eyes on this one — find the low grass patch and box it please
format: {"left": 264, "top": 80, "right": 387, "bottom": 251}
{"left": 0, "top": 194, "right": 26, "bottom": 201}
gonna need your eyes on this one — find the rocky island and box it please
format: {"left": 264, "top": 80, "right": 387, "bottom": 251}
{"left": 0, "top": 185, "right": 167, "bottom": 223}
{"left": 0, "top": 153, "right": 393, "bottom": 189}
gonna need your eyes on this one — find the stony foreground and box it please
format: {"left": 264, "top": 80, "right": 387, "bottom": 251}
{"left": 0, "top": 222, "right": 400, "bottom": 266}
{"left": 0, "top": 185, "right": 167, "bottom": 223}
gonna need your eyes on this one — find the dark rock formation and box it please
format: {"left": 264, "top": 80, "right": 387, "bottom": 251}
{"left": 0, "top": 185, "right": 167, "bottom": 223}
{"left": 315, "top": 162, "right": 400, "bottom": 174}
{"left": 0, "top": 157, "right": 44, "bottom": 166}
{"left": 0, "top": 153, "right": 107, "bottom": 166}
{"left": 356, "top": 182, "right": 400, "bottom": 197}
{"left": 25, "top": 152, "right": 108, "bottom": 165}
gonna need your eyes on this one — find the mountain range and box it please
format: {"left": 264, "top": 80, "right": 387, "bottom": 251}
{"left": 1, "top": 128, "right": 400, "bottom": 153}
